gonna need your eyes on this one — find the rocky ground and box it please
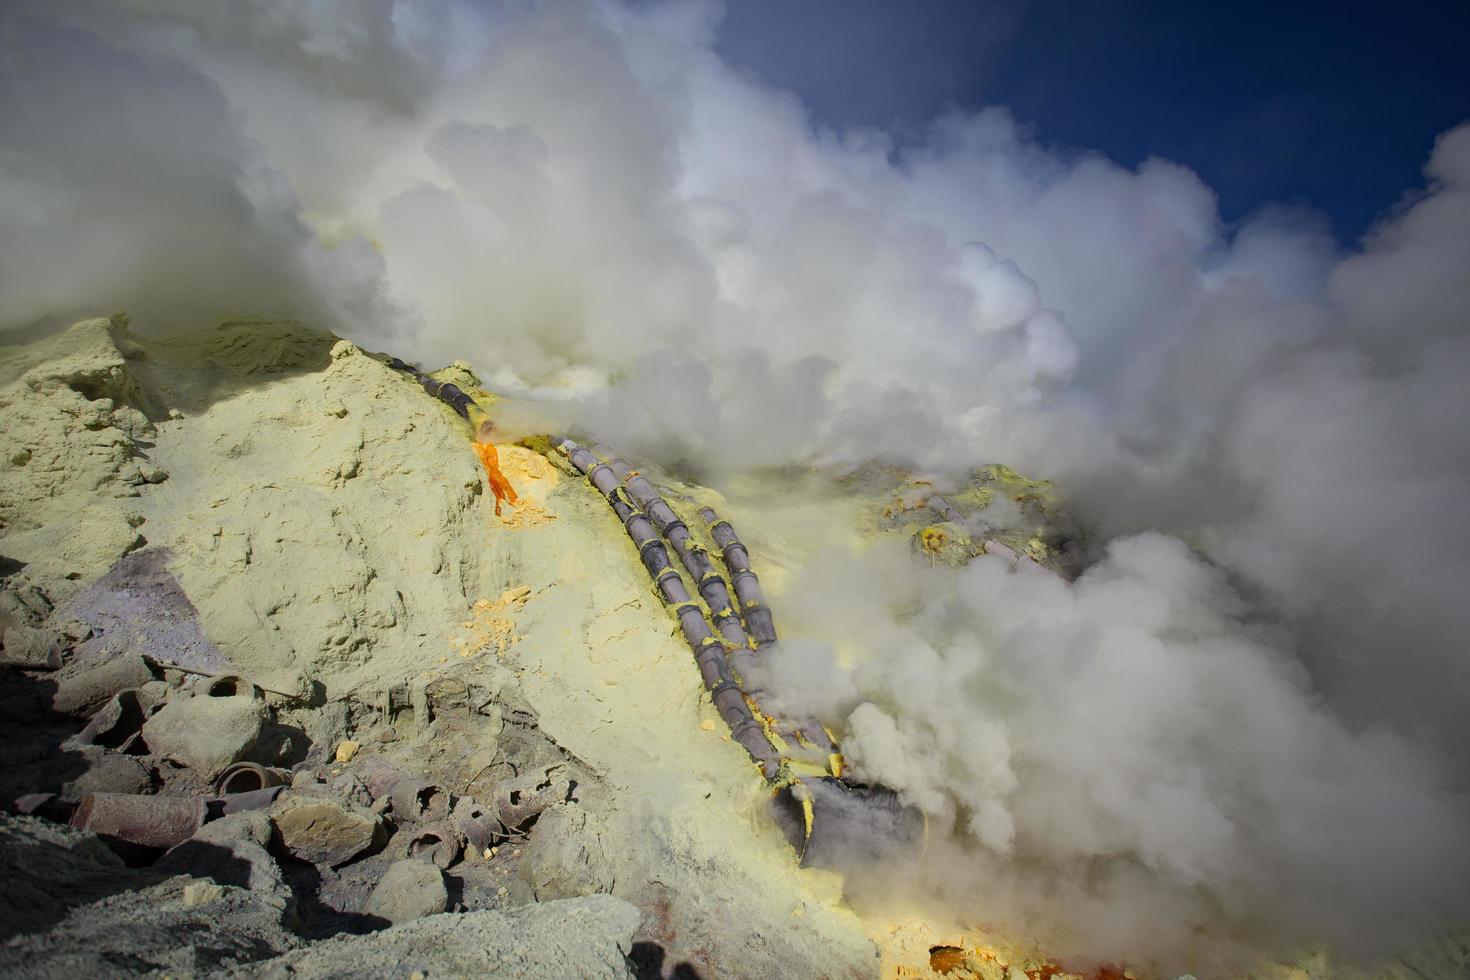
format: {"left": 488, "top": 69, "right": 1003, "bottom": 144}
{"left": 0, "top": 316, "right": 896, "bottom": 978}
{"left": 3, "top": 317, "right": 1462, "bottom": 980}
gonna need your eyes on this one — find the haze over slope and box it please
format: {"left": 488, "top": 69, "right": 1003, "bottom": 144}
{"left": 2, "top": 0, "right": 1468, "bottom": 966}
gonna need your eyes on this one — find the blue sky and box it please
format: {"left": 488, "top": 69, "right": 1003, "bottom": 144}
{"left": 716, "top": 0, "right": 1470, "bottom": 243}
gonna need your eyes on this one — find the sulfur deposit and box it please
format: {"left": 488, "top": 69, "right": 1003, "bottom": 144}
{"left": 4, "top": 316, "right": 1466, "bottom": 980}
{"left": 0, "top": 315, "right": 882, "bottom": 977}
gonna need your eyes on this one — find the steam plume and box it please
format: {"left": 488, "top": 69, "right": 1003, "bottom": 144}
{"left": 3, "top": 0, "right": 1468, "bottom": 966}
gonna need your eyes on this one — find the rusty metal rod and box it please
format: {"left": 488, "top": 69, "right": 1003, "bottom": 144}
{"left": 144, "top": 658, "right": 298, "bottom": 700}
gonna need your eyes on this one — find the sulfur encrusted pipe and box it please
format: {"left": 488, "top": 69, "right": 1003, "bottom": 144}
{"left": 559, "top": 440, "right": 779, "bottom": 776}
{"left": 699, "top": 507, "right": 839, "bottom": 759}
{"left": 416, "top": 375, "right": 474, "bottom": 419}
{"left": 928, "top": 495, "right": 967, "bottom": 526}
{"left": 700, "top": 508, "right": 778, "bottom": 647}
{"left": 599, "top": 450, "right": 685, "bottom": 537}
{"left": 577, "top": 442, "right": 835, "bottom": 770}
{"left": 560, "top": 442, "right": 921, "bottom": 866}
{"left": 595, "top": 450, "right": 758, "bottom": 666}
{"left": 594, "top": 447, "right": 818, "bottom": 764}
{"left": 386, "top": 354, "right": 475, "bottom": 419}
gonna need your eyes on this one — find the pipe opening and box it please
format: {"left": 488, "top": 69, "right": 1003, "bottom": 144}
{"left": 408, "top": 833, "right": 442, "bottom": 857}
{"left": 416, "top": 787, "right": 441, "bottom": 814}
{"left": 218, "top": 768, "right": 263, "bottom": 794}
{"left": 205, "top": 675, "right": 257, "bottom": 698}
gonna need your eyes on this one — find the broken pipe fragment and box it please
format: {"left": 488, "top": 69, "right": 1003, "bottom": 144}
{"left": 214, "top": 761, "right": 287, "bottom": 795}
{"left": 71, "top": 792, "right": 208, "bottom": 850}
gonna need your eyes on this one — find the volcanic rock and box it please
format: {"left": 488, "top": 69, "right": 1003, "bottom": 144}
{"left": 58, "top": 748, "right": 152, "bottom": 800}
{"left": 271, "top": 796, "right": 385, "bottom": 868}
{"left": 518, "top": 802, "right": 613, "bottom": 902}
{"left": 158, "top": 811, "right": 295, "bottom": 920}
{"left": 231, "top": 895, "right": 639, "bottom": 979}
{"left": 0, "top": 624, "right": 61, "bottom": 670}
{"left": 141, "top": 688, "right": 267, "bottom": 779}
{"left": 0, "top": 318, "right": 155, "bottom": 601}
{"left": 363, "top": 859, "right": 448, "bottom": 924}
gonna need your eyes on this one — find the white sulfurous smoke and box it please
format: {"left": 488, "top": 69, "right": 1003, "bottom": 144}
{"left": 764, "top": 535, "right": 1469, "bottom": 966}
{"left": 3, "top": 0, "right": 1469, "bottom": 967}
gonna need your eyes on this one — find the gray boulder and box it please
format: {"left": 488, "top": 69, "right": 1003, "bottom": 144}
{"left": 0, "top": 813, "right": 132, "bottom": 941}
{"left": 141, "top": 689, "right": 267, "bottom": 779}
{"left": 0, "top": 813, "right": 298, "bottom": 975}
{"left": 191, "top": 809, "right": 274, "bottom": 849}
{"left": 519, "top": 802, "right": 614, "bottom": 901}
{"left": 157, "top": 811, "right": 295, "bottom": 921}
{"left": 0, "top": 876, "right": 300, "bottom": 976}
{"left": 228, "top": 895, "right": 640, "bottom": 979}
{"left": 363, "top": 859, "right": 448, "bottom": 924}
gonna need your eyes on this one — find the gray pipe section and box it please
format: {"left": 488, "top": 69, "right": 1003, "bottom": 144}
{"left": 596, "top": 452, "right": 760, "bottom": 670}
{"left": 700, "top": 508, "right": 778, "bottom": 647}
{"left": 928, "top": 495, "right": 967, "bottom": 525}
{"left": 559, "top": 440, "right": 779, "bottom": 777}
{"left": 563, "top": 443, "right": 682, "bottom": 596}
{"left": 564, "top": 444, "right": 621, "bottom": 498}
{"left": 606, "top": 460, "right": 778, "bottom": 715}
{"left": 602, "top": 453, "right": 685, "bottom": 539}
{"left": 700, "top": 506, "right": 837, "bottom": 759}
{"left": 386, "top": 356, "right": 474, "bottom": 419}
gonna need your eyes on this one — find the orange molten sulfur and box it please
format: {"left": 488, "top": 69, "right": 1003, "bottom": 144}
{"left": 474, "top": 441, "right": 519, "bottom": 515}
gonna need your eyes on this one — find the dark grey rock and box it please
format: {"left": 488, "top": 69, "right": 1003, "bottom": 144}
{"left": 58, "top": 748, "right": 152, "bottom": 801}
{"left": 228, "top": 895, "right": 639, "bottom": 979}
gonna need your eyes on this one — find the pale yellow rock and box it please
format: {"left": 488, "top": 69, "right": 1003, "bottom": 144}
{"left": 130, "top": 319, "right": 493, "bottom": 697}
{"left": 272, "top": 797, "right": 385, "bottom": 868}
{"left": 334, "top": 739, "right": 361, "bottom": 763}
{"left": 0, "top": 317, "right": 154, "bottom": 598}
{"left": 141, "top": 692, "right": 267, "bottom": 779}
{"left": 182, "top": 881, "right": 225, "bottom": 907}
{"left": 1, "top": 317, "right": 880, "bottom": 978}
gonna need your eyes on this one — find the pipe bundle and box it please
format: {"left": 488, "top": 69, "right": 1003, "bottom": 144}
{"left": 559, "top": 440, "right": 781, "bottom": 777}
{"left": 557, "top": 439, "right": 922, "bottom": 866}
{"left": 699, "top": 507, "right": 837, "bottom": 761}
{"left": 592, "top": 448, "right": 764, "bottom": 699}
